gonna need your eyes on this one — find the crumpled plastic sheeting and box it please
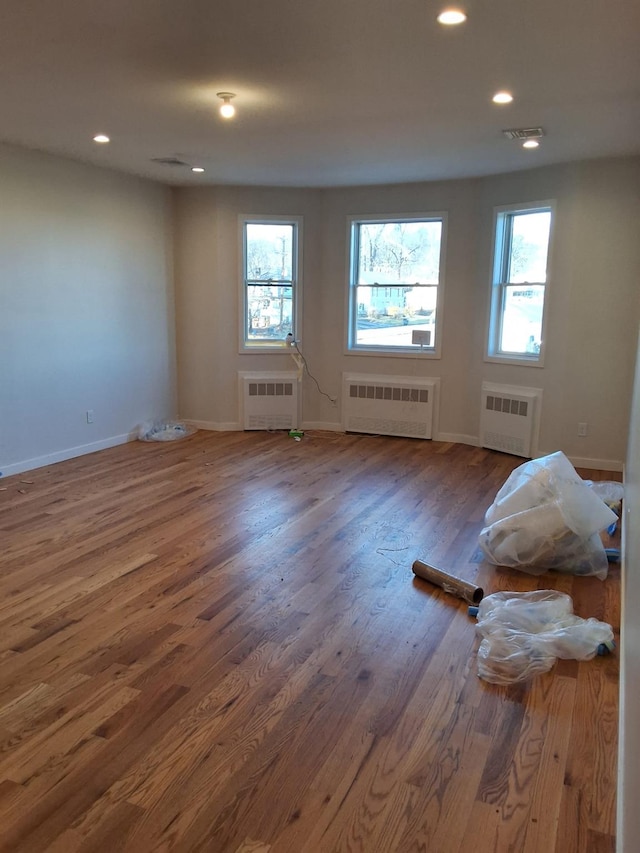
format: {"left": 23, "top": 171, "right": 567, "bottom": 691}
{"left": 475, "top": 590, "right": 614, "bottom": 684}
{"left": 478, "top": 451, "right": 617, "bottom": 580}
{"left": 588, "top": 480, "right": 625, "bottom": 509}
{"left": 138, "top": 421, "right": 198, "bottom": 442}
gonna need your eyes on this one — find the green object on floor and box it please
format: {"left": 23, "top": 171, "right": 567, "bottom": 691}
{"left": 289, "top": 429, "right": 304, "bottom": 438}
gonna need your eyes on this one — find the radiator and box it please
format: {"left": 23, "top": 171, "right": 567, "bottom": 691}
{"left": 239, "top": 371, "right": 300, "bottom": 431}
{"left": 342, "top": 373, "right": 439, "bottom": 439}
{"left": 480, "top": 382, "right": 542, "bottom": 458}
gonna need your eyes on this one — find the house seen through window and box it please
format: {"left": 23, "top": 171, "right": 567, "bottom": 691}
{"left": 242, "top": 218, "right": 301, "bottom": 348}
{"left": 348, "top": 216, "right": 445, "bottom": 354}
{"left": 488, "top": 203, "right": 553, "bottom": 363}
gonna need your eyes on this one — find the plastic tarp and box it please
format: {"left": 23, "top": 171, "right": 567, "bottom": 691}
{"left": 478, "top": 451, "right": 617, "bottom": 580}
{"left": 138, "top": 421, "right": 197, "bottom": 442}
{"left": 475, "top": 590, "right": 614, "bottom": 684}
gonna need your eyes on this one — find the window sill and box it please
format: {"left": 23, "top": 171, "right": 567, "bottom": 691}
{"left": 240, "top": 343, "right": 293, "bottom": 354}
{"left": 347, "top": 346, "right": 441, "bottom": 359}
{"left": 484, "top": 353, "right": 544, "bottom": 368}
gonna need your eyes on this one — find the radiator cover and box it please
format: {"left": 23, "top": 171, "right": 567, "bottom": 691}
{"left": 480, "top": 381, "right": 542, "bottom": 458}
{"left": 342, "top": 373, "right": 439, "bottom": 439}
{"left": 239, "top": 371, "right": 300, "bottom": 431}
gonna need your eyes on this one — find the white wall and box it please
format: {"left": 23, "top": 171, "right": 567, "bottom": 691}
{"left": 474, "top": 159, "right": 640, "bottom": 468}
{"left": 174, "top": 185, "right": 323, "bottom": 429}
{"left": 173, "top": 156, "right": 640, "bottom": 469}
{"left": 1, "top": 148, "right": 635, "bottom": 473}
{"left": 317, "top": 177, "right": 481, "bottom": 441}
{"left": 0, "top": 143, "right": 177, "bottom": 476}
{"left": 618, "top": 325, "right": 640, "bottom": 852}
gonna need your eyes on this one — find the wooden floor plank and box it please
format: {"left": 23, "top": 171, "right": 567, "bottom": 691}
{"left": 0, "top": 431, "right": 620, "bottom": 851}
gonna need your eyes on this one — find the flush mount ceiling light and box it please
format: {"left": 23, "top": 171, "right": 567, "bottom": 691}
{"left": 522, "top": 139, "right": 540, "bottom": 149}
{"left": 93, "top": 134, "right": 110, "bottom": 144}
{"left": 492, "top": 91, "right": 513, "bottom": 105}
{"left": 191, "top": 166, "right": 205, "bottom": 172}
{"left": 217, "top": 92, "right": 236, "bottom": 119}
{"left": 437, "top": 8, "right": 467, "bottom": 25}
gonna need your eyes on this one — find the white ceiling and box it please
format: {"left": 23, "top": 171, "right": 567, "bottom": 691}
{"left": 1, "top": 0, "right": 639, "bottom": 187}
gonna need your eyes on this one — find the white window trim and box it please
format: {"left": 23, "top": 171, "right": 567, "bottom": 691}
{"left": 485, "top": 200, "right": 555, "bottom": 367}
{"left": 345, "top": 212, "right": 447, "bottom": 359}
{"left": 238, "top": 214, "right": 303, "bottom": 354}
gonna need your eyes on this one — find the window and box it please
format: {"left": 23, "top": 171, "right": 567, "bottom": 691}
{"left": 241, "top": 217, "right": 301, "bottom": 350}
{"left": 347, "top": 215, "right": 446, "bottom": 355}
{"left": 487, "top": 202, "right": 553, "bottom": 364}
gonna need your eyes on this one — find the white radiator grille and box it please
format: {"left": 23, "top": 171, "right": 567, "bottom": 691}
{"left": 480, "top": 382, "right": 541, "bottom": 458}
{"left": 240, "top": 371, "right": 300, "bottom": 431}
{"left": 485, "top": 394, "right": 529, "bottom": 418}
{"left": 248, "top": 381, "right": 294, "bottom": 398}
{"left": 342, "top": 373, "right": 438, "bottom": 439}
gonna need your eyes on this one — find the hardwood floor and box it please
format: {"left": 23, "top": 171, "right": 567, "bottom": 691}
{"left": 0, "top": 432, "right": 619, "bottom": 852}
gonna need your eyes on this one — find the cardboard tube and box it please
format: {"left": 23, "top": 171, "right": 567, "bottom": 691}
{"left": 412, "top": 559, "right": 484, "bottom": 605}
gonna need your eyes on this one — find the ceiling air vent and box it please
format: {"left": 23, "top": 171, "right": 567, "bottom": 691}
{"left": 502, "top": 127, "right": 545, "bottom": 141}
{"left": 150, "top": 156, "right": 190, "bottom": 167}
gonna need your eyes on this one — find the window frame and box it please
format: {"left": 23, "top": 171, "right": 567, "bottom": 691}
{"left": 239, "top": 214, "right": 303, "bottom": 353}
{"left": 346, "top": 213, "right": 447, "bottom": 358}
{"left": 485, "top": 200, "right": 555, "bottom": 367}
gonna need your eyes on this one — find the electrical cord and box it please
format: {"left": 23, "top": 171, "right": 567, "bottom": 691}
{"left": 292, "top": 340, "right": 337, "bottom": 405}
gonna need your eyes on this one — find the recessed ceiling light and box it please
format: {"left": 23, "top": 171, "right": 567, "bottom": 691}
{"left": 93, "top": 134, "right": 110, "bottom": 144}
{"left": 437, "top": 8, "right": 467, "bottom": 25}
{"left": 522, "top": 139, "right": 540, "bottom": 149}
{"left": 191, "top": 166, "right": 205, "bottom": 173}
{"left": 492, "top": 91, "right": 513, "bottom": 105}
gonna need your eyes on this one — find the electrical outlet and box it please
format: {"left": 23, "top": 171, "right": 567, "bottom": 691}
{"left": 86, "top": 410, "right": 94, "bottom": 424}
{"left": 578, "top": 422, "right": 587, "bottom": 437}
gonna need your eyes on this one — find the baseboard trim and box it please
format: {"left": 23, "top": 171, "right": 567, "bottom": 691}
{"left": 0, "top": 432, "right": 136, "bottom": 479}
{"left": 183, "top": 420, "right": 242, "bottom": 432}
{"left": 429, "top": 436, "right": 623, "bottom": 472}
{"left": 566, "top": 455, "right": 623, "bottom": 473}
{"left": 300, "top": 421, "right": 343, "bottom": 432}
{"left": 298, "top": 426, "right": 480, "bottom": 441}
{"left": 2, "top": 429, "right": 622, "bottom": 479}
{"left": 434, "top": 432, "right": 479, "bottom": 446}
{"left": 187, "top": 420, "right": 343, "bottom": 434}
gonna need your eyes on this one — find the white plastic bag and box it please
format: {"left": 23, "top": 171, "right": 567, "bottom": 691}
{"left": 475, "top": 590, "right": 614, "bottom": 684}
{"left": 588, "top": 480, "right": 624, "bottom": 509}
{"left": 137, "top": 420, "right": 197, "bottom": 442}
{"left": 478, "top": 452, "right": 617, "bottom": 579}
